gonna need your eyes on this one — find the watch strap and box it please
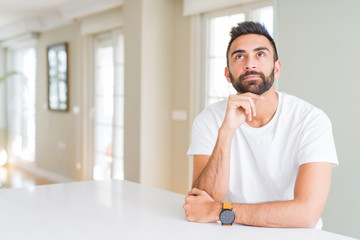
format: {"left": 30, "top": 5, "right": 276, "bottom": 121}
{"left": 223, "top": 202, "right": 232, "bottom": 210}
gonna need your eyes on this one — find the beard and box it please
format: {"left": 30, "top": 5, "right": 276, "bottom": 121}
{"left": 229, "top": 68, "right": 275, "bottom": 95}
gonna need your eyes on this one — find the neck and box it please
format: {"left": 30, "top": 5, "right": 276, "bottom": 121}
{"left": 246, "top": 88, "right": 278, "bottom": 128}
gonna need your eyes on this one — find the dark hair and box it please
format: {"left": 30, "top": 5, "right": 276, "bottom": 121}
{"left": 226, "top": 21, "right": 278, "bottom": 66}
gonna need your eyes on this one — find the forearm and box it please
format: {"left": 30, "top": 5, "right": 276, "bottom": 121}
{"left": 210, "top": 163, "right": 329, "bottom": 228}
{"left": 193, "top": 128, "right": 234, "bottom": 201}
{"left": 233, "top": 200, "right": 320, "bottom": 228}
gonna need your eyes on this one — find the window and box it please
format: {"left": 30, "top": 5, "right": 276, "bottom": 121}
{"left": 202, "top": 3, "right": 274, "bottom": 107}
{"left": 91, "top": 29, "right": 124, "bottom": 180}
{"left": 6, "top": 47, "right": 37, "bottom": 162}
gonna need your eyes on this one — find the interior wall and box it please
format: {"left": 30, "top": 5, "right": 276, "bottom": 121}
{"left": 123, "top": 0, "right": 174, "bottom": 191}
{"left": 36, "top": 22, "right": 83, "bottom": 180}
{"left": 123, "top": 0, "right": 142, "bottom": 183}
{"left": 140, "top": 0, "right": 173, "bottom": 190}
{"left": 170, "top": 0, "right": 192, "bottom": 194}
{"left": 0, "top": 48, "right": 5, "bottom": 149}
{"left": 276, "top": 0, "right": 360, "bottom": 238}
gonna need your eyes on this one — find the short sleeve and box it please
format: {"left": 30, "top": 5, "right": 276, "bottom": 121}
{"left": 187, "top": 109, "right": 219, "bottom": 156}
{"left": 297, "top": 111, "right": 338, "bottom": 166}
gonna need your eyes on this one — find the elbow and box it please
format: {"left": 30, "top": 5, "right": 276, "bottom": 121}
{"left": 291, "top": 196, "right": 325, "bottom": 228}
{"left": 296, "top": 205, "right": 322, "bottom": 228}
{"left": 299, "top": 217, "right": 319, "bottom": 229}
{"left": 291, "top": 213, "right": 319, "bottom": 228}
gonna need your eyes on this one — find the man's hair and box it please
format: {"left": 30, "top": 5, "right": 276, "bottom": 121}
{"left": 226, "top": 21, "right": 278, "bottom": 66}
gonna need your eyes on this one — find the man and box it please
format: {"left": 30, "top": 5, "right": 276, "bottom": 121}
{"left": 183, "top": 21, "right": 338, "bottom": 229}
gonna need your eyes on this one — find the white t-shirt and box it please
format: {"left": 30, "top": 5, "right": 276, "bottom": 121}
{"left": 187, "top": 92, "right": 338, "bottom": 229}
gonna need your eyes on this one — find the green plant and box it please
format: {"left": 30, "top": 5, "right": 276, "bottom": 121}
{"left": 0, "top": 71, "right": 19, "bottom": 83}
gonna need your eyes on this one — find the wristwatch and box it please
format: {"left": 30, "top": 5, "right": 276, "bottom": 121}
{"left": 219, "top": 202, "right": 235, "bottom": 226}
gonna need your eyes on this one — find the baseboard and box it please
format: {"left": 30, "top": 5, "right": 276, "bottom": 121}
{"left": 11, "top": 162, "right": 74, "bottom": 183}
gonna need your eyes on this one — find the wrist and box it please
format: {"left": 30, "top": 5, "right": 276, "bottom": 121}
{"left": 218, "top": 126, "right": 236, "bottom": 139}
{"left": 211, "top": 202, "right": 222, "bottom": 222}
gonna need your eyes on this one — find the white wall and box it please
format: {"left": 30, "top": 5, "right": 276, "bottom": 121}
{"left": 276, "top": 0, "right": 360, "bottom": 238}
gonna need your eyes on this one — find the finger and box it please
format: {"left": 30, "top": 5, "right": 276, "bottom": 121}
{"left": 239, "top": 102, "right": 252, "bottom": 121}
{"left": 250, "top": 93, "right": 266, "bottom": 101}
{"left": 190, "top": 188, "right": 211, "bottom": 197}
{"left": 247, "top": 110, "right": 252, "bottom": 121}
{"left": 229, "top": 94, "right": 258, "bottom": 106}
{"left": 187, "top": 189, "right": 195, "bottom": 196}
{"left": 232, "top": 95, "right": 260, "bottom": 117}
{"left": 185, "top": 195, "right": 194, "bottom": 203}
{"left": 238, "top": 92, "right": 266, "bottom": 101}
{"left": 248, "top": 97, "right": 256, "bottom": 117}
{"left": 188, "top": 188, "right": 202, "bottom": 196}
{"left": 228, "top": 95, "right": 255, "bottom": 120}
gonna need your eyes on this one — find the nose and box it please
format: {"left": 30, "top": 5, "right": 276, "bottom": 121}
{"left": 244, "top": 57, "right": 257, "bottom": 71}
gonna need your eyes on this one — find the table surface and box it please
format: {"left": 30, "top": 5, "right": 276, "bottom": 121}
{"left": 0, "top": 180, "right": 357, "bottom": 240}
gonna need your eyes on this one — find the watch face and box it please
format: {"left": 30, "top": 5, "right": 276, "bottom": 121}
{"left": 220, "top": 209, "right": 235, "bottom": 225}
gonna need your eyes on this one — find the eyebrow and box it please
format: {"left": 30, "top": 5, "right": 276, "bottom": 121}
{"left": 231, "top": 47, "right": 271, "bottom": 57}
{"left": 254, "top": 47, "right": 270, "bottom": 52}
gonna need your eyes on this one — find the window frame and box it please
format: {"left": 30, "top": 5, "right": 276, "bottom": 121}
{"left": 199, "top": 0, "right": 274, "bottom": 109}
{"left": 87, "top": 28, "right": 125, "bottom": 181}
{"left": 5, "top": 45, "right": 37, "bottom": 163}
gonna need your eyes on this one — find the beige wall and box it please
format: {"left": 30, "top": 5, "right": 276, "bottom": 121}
{"left": 123, "top": 0, "right": 189, "bottom": 191}
{"left": 36, "top": 22, "right": 83, "bottom": 180}
{"left": 123, "top": 0, "right": 142, "bottom": 183}
{"left": 276, "top": 0, "right": 360, "bottom": 238}
{"left": 139, "top": 0, "right": 173, "bottom": 190}
{"left": 171, "top": 0, "right": 192, "bottom": 194}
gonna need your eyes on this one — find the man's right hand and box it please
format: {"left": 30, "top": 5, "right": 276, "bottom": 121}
{"left": 222, "top": 92, "right": 265, "bottom": 132}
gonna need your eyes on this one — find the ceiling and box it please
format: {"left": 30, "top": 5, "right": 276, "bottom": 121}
{"left": 0, "top": 0, "right": 123, "bottom": 40}
{"left": 0, "top": 0, "right": 74, "bottom": 27}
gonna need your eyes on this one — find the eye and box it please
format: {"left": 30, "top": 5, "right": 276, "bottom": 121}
{"left": 235, "top": 54, "right": 244, "bottom": 60}
{"left": 257, "top": 52, "right": 265, "bottom": 57}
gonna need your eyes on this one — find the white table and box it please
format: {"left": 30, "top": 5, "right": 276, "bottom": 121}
{"left": 0, "top": 180, "right": 357, "bottom": 240}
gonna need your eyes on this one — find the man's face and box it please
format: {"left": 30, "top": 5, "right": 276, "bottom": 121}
{"left": 225, "top": 34, "right": 280, "bottom": 95}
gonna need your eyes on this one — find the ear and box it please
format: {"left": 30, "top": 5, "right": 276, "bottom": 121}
{"left": 274, "top": 60, "right": 281, "bottom": 79}
{"left": 225, "top": 66, "right": 231, "bottom": 83}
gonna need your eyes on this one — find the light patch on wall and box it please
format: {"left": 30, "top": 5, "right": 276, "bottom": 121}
{"left": 172, "top": 110, "right": 187, "bottom": 121}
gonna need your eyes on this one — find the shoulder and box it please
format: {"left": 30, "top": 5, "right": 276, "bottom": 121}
{"left": 280, "top": 92, "right": 329, "bottom": 119}
{"left": 195, "top": 100, "right": 227, "bottom": 122}
{"left": 279, "top": 92, "right": 332, "bottom": 127}
{"left": 191, "top": 100, "right": 227, "bottom": 133}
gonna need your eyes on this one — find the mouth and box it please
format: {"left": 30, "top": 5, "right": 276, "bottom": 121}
{"left": 243, "top": 75, "right": 261, "bottom": 80}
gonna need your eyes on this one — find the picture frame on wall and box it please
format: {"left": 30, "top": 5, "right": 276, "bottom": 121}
{"left": 47, "top": 42, "right": 69, "bottom": 111}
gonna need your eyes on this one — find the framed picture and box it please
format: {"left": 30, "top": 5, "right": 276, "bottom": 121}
{"left": 47, "top": 42, "right": 69, "bottom": 111}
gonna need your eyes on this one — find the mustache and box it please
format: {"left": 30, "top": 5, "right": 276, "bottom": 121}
{"left": 239, "top": 71, "right": 266, "bottom": 81}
